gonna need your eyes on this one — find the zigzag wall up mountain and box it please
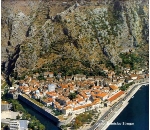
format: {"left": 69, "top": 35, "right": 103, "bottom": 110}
{"left": 1, "top": 0, "right": 149, "bottom": 81}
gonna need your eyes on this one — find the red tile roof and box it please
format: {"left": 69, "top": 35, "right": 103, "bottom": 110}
{"left": 108, "top": 91, "right": 124, "bottom": 102}
{"left": 96, "top": 92, "right": 108, "bottom": 97}
{"left": 43, "top": 98, "right": 53, "bottom": 103}
{"left": 46, "top": 91, "right": 57, "bottom": 96}
{"left": 63, "top": 105, "right": 72, "bottom": 110}
{"left": 60, "top": 84, "right": 68, "bottom": 89}
{"left": 73, "top": 103, "right": 92, "bottom": 110}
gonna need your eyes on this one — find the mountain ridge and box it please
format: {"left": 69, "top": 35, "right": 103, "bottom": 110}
{"left": 1, "top": 0, "right": 149, "bottom": 83}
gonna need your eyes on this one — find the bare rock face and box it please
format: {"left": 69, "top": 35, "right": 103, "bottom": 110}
{"left": 1, "top": 0, "right": 39, "bottom": 76}
{"left": 1, "top": 0, "right": 149, "bottom": 79}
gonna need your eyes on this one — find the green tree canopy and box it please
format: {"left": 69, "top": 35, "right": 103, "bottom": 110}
{"left": 68, "top": 92, "right": 77, "bottom": 100}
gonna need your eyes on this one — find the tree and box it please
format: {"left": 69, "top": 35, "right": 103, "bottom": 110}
{"left": 22, "top": 114, "right": 27, "bottom": 120}
{"left": 3, "top": 125, "right": 10, "bottom": 130}
{"left": 28, "top": 122, "right": 34, "bottom": 129}
{"left": 106, "top": 60, "right": 115, "bottom": 69}
{"left": 26, "top": 114, "right": 31, "bottom": 119}
{"left": 38, "top": 124, "right": 45, "bottom": 130}
{"left": 16, "top": 114, "right": 21, "bottom": 119}
{"left": 115, "top": 65, "right": 121, "bottom": 75}
{"left": 68, "top": 92, "right": 77, "bottom": 100}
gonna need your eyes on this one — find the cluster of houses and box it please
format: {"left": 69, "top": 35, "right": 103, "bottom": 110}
{"left": 8, "top": 67, "right": 149, "bottom": 116}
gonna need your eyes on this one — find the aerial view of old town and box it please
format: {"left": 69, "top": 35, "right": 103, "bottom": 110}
{"left": 2, "top": 66, "right": 149, "bottom": 129}
{"left": 1, "top": 0, "right": 149, "bottom": 130}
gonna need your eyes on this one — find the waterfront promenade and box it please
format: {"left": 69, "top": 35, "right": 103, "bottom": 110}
{"left": 88, "top": 81, "right": 149, "bottom": 130}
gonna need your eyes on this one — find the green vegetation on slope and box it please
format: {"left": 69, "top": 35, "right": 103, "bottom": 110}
{"left": 119, "top": 52, "right": 142, "bottom": 70}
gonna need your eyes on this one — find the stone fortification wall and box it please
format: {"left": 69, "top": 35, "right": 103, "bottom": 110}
{"left": 18, "top": 95, "right": 60, "bottom": 126}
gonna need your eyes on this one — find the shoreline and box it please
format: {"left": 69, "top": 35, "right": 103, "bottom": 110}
{"left": 101, "top": 82, "right": 149, "bottom": 130}
{"left": 87, "top": 81, "right": 149, "bottom": 130}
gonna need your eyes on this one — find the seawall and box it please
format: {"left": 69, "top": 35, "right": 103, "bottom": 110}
{"left": 101, "top": 102, "right": 129, "bottom": 130}
{"left": 100, "top": 82, "right": 149, "bottom": 130}
{"left": 125, "top": 83, "right": 149, "bottom": 103}
{"left": 18, "top": 94, "right": 60, "bottom": 126}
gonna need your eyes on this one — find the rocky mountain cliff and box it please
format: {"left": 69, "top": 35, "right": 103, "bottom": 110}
{"left": 1, "top": 0, "right": 149, "bottom": 82}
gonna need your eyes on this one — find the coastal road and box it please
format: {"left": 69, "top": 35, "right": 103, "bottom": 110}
{"left": 88, "top": 82, "right": 149, "bottom": 130}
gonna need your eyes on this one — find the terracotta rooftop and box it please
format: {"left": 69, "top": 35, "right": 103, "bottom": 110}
{"left": 109, "top": 85, "right": 118, "bottom": 90}
{"left": 73, "top": 103, "right": 92, "bottom": 111}
{"left": 60, "top": 84, "right": 68, "bottom": 89}
{"left": 93, "top": 89, "right": 102, "bottom": 93}
{"left": 108, "top": 73, "right": 112, "bottom": 76}
{"left": 63, "top": 105, "right": 72, "bottom": 110}
{"left": 76, "top": 98, "right": 84, "bottom": 102}
{"left": 137, "top": 75, "right": 144, "bottom": 79}
{"left": 43, "top": 98, "right": 53, "bottom": 103}
{"left": 44, "top": 72, "right": 53, "bottom": 75}
{"left": 46, "top": 91, "right": 57, "bottom": 96}
{"left": 93, "top": 98, "right": 101, "bottom": 104}
{"left": 108, "top": 91, "right": 124, "bottom": 102}
{"left": 103, "top": 87, "right": 110, "bottom": 90}
{"left": 130, "top": 74, "right": 138, "bottom": 77}
{"left": 96, "top": 92, "right": 108, "bottom": 97}
{"left": 19, "top": 80, "right": 25, "bottom": 84}
{"left": 66, "top": 101, "right": 72, "bottom": 105}
{"left": 80, "top": 92, "right": 88, "bottom": 99}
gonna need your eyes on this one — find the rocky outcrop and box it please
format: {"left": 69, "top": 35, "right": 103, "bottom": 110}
{"left": 1, "top": 0, "right": 149, "bottom": 81}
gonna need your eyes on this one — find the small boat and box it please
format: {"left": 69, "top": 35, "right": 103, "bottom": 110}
{"left": 132, "top": 96, "right": 134, "bottom": 98}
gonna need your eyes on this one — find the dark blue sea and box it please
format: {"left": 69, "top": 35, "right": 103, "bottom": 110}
{"left": 107, "top": 85, "right": 149, "bottom": 130}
